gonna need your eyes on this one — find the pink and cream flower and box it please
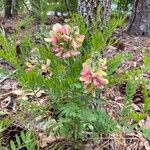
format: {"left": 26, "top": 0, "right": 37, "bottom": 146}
{"left": 45, "top": 23, "right": 85, "bottom": 59}
{"left": 80, "top": 55, "right": 108, "bottom": 96}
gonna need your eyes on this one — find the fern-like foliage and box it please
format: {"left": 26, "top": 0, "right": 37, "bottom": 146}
{"left": 107, "top": 52, "right": 132, "bottom": 76}
{"left": 91, "top": 17, "right": 125, "bottom": 52}
{"left": 143, "top": 52, "right": 150, "bottom": 70}
{"left": 57, "top": 101, "right": 117, "bottom": 140}
{"left": 120, "top": 80, "right": 138, "bottom": 124}
{"left": 125, "top": 80, "right": 138, "bottom": 102}
{"left": 0, "top": 29, "right": 18, "bottom": 67}
{"left": 9, "top": 131, "right": 37, "bottom": 150}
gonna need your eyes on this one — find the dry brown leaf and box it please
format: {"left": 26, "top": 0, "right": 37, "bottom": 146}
{"left": 39, "top": 133, "right": 63, "bottom": 148}
{"left": 36, "top": 90, "right": 46, "bottom": 98}
{"left": 132, "top": 103, "right": 141, "bottom": 111}
{"left": 144, "top": 117, "right": 150, "bottom": 128}
{"left": 113, "top": 132, "right": 125, "bottom": 150}
{"left": 12, "top": 89, "right": 24, "bottom": 95}
{"left": 1, "top": 96, "right": 12, "bottom": 108}
{"left": 144, "top": 141, "right": 150, "bottom": 150}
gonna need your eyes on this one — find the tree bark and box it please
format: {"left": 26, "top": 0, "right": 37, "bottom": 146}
{"left": 4, "top": 0, "right": 12, "bottom": 18}
{"left": 127, "top": 0, "right": 150, "bottom": 37}
{"left": 77, "top": 0, "right": 111, "bottom": 28}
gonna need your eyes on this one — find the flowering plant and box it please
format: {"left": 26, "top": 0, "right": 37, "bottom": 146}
{"left": 80, "top": 53, "right": 108, "bottom": 96}
{"left": 45, "top": 23, "right": 85, "bottom": 58}
{"left": 0, "top": 18, "right": 124, "bottom": 148}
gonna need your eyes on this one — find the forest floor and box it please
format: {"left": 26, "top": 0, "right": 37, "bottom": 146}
{"left": 0, "top": 15, "right": 150, "bottom": 149}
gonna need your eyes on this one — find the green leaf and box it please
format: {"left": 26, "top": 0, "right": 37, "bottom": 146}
{"left": 73, "top": 83, "right": 82, "bottom": 89}
{"left": 144, "top": 97, "right": 150, "bottom": 111}
{"left": 20, "top": 131, "right": 26, "bottom": 143}
{"left": 16, "top": 135, "right": 21, "bottom": 147}
{"left": 129, "top": 112, "right": 147, "bottom": 122}
{"left": 144, "top": 54, "right": 150, "bottom": 69}
{"left": 10, "top": 140, "right": 17, "bottom": 150}
{"left": 0, "top": 141, "right": 2, "bottom": 150}
{"left": 125, "top": 80, "right": 137, "bottom": 102}
{"left": 141, "top": 128, "right": 150, "bottom": 139}
{"left": 88, "top": 124, "right": 94, "bottom": 131}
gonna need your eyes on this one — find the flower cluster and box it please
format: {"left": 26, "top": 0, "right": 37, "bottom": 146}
{"left": 26, "top": 59, "right": 52, "bottom": 78}
{"left": 45, "top": 23, "right": 85, "bottom": 58}
{"left": 80, "top": 54, "right": 108, "bottom": 95}
{"left": 25, "top": 48, "right": 52, "bottom": 78}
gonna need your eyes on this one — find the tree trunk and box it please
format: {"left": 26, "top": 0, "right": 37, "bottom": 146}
{"left": 4, "top": 0, "right": 12, "bottom": 18}
{"left": 127, "top": 0, "right": 150, "bottom": 37}
{"left": 77, "top": 0, "right": 111, "bottom": 28}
